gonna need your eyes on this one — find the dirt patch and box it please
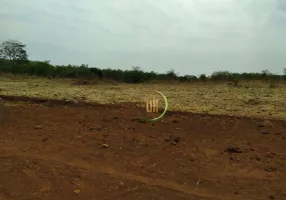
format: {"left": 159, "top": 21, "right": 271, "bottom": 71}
{"left": 0, "top": 100, "right": 285, "bottom": 200}
{"left": 72, "top": 80, "right": 91, "bottom": 85}
{"left": 0, "top": 94, "right": 129, "bottom": 109}
{"left": 0, "top": 98, "right": 4, "bottom": 122}
{"left": 1, "top": 94, "right": 285, "bottom": 123}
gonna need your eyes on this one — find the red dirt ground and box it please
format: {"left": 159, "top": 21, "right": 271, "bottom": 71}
{"left": 0, "top": 99, "right": 285, "bottom": 200}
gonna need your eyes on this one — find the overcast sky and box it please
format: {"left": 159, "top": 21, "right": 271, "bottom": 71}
{"left": 1, "top": 0, "right": 286, "bottom": 76}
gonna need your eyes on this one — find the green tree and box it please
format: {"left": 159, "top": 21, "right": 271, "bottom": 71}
{"left": 283, "top": 68, "right": 286, "bottom": 75}
{"left": 261, "top": 69, "right": 272, "bottom": 82}
{"left": 199, "top": 74, "right": 207, "bottom": 81}
{"left": 131, "top": 66, "right": 142, "bottom": 71}
{"left": 261, "top": 69, "right": 270, "bottom": 74}
{"left": 0, "top": 40, "right": 28, "bottom": 69}
{"left": 166, "top": 69, "right": 177, "bottom": 79}
{"left": 211, "top": 71, "right": 232, "bottom": 81}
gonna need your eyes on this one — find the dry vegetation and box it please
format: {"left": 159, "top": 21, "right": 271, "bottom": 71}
{"left": 0, "top": 75, "right": 286, "bottom": 120}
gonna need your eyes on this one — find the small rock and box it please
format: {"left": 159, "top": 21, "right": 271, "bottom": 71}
{"left": 234, "top": 191, "right": 239, "bottom": 194}
{"left": 73, "top": 189, "right": 80, "bottom": 194}
{"left": 165, "top": 136, "right": 171, "bottom": 142}
{"left": 171, "top": 141, "right": 177, "bottom": 146}
{"left": 42, "top": 138, "right": 48, "bottom": 142}
{"left": 131, "top": 118, "right": 146, "bottom": 123}
{"left": 128, "top": 127, "right": 136, "bottom": 131}
{"left": 101, "top": 144, "right": 109, "bottom": 148}
{"left": 172, "top": 120, "right": 179, "bottom": 123}
{"left": 265, "top": 167, "right": 278, "bottom": 172}
{"left": 261, "top": 131, "right": 270, "bottom": 135}
{"left": 103, "top": 133, "right": 108, "bottom": 137}
{"left": 89, "top": 127, "right": 102, "bottom": 131}
{"left": 173, "top": 137, "right": 181, "bottom": 143}
{"left": 34, "top": 125, "right": 42, "bottom": 129}
{"left": 165, "top": 138, "right": 171, "bottom": 142}
{"left": 268, "top": 195, "right": 275, "bottom": 200}
{"left": 102, "top": 119, "right": 111, "bottom": 123}
{"left": 224, "top": 147, "right": 242, "bottom": 153}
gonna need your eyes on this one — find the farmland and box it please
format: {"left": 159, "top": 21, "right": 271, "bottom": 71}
{"left": 0, "top": 76, "right": 286, "bottom": 200}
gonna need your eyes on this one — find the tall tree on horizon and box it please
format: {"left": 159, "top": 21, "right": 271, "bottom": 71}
{"left": 0, "top": 39, "right": 28, "bottom": 69}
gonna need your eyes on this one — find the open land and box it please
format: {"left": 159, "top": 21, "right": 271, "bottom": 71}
{"left": 0, "top": 76, "right": 286, "bottom": 200}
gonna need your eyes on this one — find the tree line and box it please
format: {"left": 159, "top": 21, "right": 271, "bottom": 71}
{"left": 0, "top": 39, "right": 285, "bottom": 84}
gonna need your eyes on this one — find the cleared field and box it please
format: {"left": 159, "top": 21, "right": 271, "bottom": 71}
{"left": 0, "top": 76, "right": 286, "bottom": 120}
{"left": 0, "top": 75, "right": 286, "bottom": 200}
{"left": 0, "top": 100, "right": 286, "bottom": 200}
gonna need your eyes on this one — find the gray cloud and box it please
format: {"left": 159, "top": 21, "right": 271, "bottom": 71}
{"left": 0, "top": 0, "right": 286, "bottom": 75}
{"left": 276, "top": 0, "right": 286, "bottom": 11}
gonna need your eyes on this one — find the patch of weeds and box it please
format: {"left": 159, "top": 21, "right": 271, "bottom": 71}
{"left": 244, "top": 98, "right": 260, "bottom": 105}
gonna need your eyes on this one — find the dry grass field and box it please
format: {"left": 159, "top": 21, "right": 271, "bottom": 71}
{"left": 0, "top": 75, "right": 286, "bottom": 120}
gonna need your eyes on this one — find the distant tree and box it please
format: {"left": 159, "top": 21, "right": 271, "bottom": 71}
{"left": 166, "top": 69, "right": 177, "bottom": 79}
{"left": 90, "top": 67, "right": 103, "bottom": 78}
{"left": 261, "top": 69, "right": 271, "bottom": 75}
{"left": 0, "top": 39, "right": 28, "bottom": 69}
{"left": 80, "top": 64, "right": 88, "bottom": 68}
{"left": 199, "top": 74, "right": 207, "bottom": 81}
{"left": 211, "top": 71, "right": 232, "bottom": 81}
{"left": 261, "top": 69, "right": 272, "bottom": 81}
{"left": 166, "top": 69, "right": 175, "bottom": 75}
{"left": 283, "top": 68, "right": 286, "bottom": 75}
{"left": 131, "top": 66, "right": 142, "bottom": 71}
{"left": 178, "top": 75, "right": 197, "bottom": 82}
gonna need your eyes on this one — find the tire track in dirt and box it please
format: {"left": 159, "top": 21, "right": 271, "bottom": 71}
{"left": 0, "top": 148, "right": 245, "bottom": 200}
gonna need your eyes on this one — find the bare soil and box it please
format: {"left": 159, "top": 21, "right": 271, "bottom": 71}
{"left": 0, "top": 98, "right": 285, "bottom": 200}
